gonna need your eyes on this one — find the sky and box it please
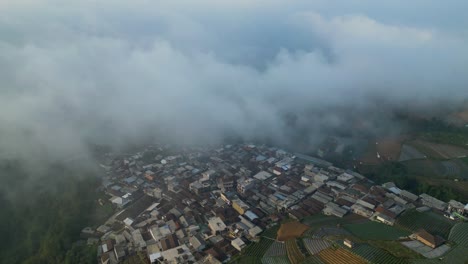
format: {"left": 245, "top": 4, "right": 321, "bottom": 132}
{"left": 1, "top": 0, "right": 467, "bottom": 160}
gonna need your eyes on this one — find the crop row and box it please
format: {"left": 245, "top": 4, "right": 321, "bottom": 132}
{"left": 285, "top": 239, "right": 305, "bottom": 264}
{"left": 303, "top": 238, "right": 330, "bottom": 255}
{"left": 264, "top": 241, "right": 286, "bottom": 257}
{"left": 351, "top": 243, "right": 409, "bottom": 264}
{"left": 318, "top": 248, "right": 366, "bottom": 264}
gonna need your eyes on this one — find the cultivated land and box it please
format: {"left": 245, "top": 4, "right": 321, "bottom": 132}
{"left": 396, "top": 210, "right": 454, "bottom": 238}
{"left": 318, "top": 248, "right": 366, "bottom": 264}
{"left": 277, "top": 221, "right": 309, "bottom": 241}
{"left": 344, "top": 221, "right": 410, "bottom": 240}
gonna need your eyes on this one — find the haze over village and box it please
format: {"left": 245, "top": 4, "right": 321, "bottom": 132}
{"left": 1, "top": 1, "right": 468, "bottom": 264}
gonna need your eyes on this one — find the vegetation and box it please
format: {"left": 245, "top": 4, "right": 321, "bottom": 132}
{"left": 230, "top": 225, "right": 279, "bottom": 264}
{"left": 351, "top": 243, "right": 409, "bottom": 264}
{"left": 368, "top": 240, "right": 421, "bottom": 259}
{"left": 318, "top": 248, "right": 366, "bottom": 264}
{"left": 285, "top": 239, "right": 305, "bottom": 264}
{"left": 0, "top": 160, "right": 106, "bottom": 264}
{"left": 396, "top": 210, "right": 454, "bottom": 238}
{"left": 344, "top": 222, "right": 410, "bottom": 241}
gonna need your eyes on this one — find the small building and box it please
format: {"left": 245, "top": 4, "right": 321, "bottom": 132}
{"left": 413, "top": 229, "right": 445, "bottom": 248}
{"left": 208, "top": 217, "right": 227, "bottom": 234}
{"left": 448, "top": 200, "right": 465, "bottom": 214}
{"left": 253, "top": 171, "right": 273, "bottom": 180}
{"left": 189, "top": 235, "right": 206, "bottom": 251}
{"left": 237, "top": 179, "right": 255, "bottom": 194}
{"left": 343, "top": 239, "right": 354, "bottom": 248}
{"left": 231, "top": 238, "right": 246, "bottom": 251}
{"left": 232, "top": 199, "right": 250, "bottom": 215}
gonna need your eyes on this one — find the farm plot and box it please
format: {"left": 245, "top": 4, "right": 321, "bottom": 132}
{"left": 449, "top": 223, "right": 468, "bottom": 246}
{"left": 399, "top": 144, "right": 427, "bottom": 161}
{"left": 351, "top": 243, "right": 409, "bottom": 264}
{"left": 401, "top": 241, "right": 450, "bottom": 259}
{"left": 312, "top": 227, "right": 351, "bottom": 238}
{"left": 396, "top": 210, "right": 454, "bottom": 238}
{"left": 410, "top": 140, "right": 468, "bottom": 159}
{"left": 344, "top": 221, "right": 410, "bottom": 240}
{"left": 318, "top": 248, "right": 366, "bottom": 264}
{"left": 261, "top": 256, "right": 290, "bottom": 264}
{"left": 264, "top": 242, "right": 286, "bottom": 257}
{"left": 301, "top": 256, "right": 325, "bottom": 264}
{"left": 285, "top": 239, "right": 305, "bottom": 264}
{"left": 277, "top": 221, "right": 309, "bottom": 241}
{"left": 303, "top": 238, "right": 331, "bottom": 255}
{"left": 231, "top": 225, "right": 280, "bottom": 264}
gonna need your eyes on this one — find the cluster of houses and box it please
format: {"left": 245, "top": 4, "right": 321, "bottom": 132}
{"left": 81, "top": 143, "right": 468, "bottom": 263}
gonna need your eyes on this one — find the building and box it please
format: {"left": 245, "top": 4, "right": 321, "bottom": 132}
{"left": 413, "top": 229, "right": 445, "bottom": 248}
{"left": 208, "top": 217, "right": 227, "bottom": 234}
{"left": 237, "top": 178, "right": 255, "bottom": 194}
{"left": 253, "top": 171, "right": 273, "bottom": 180}
{"left": 448, "top": 200, "right": 465, "bottom": 214}
{"left": 420, "top": 194, "right": 447, "bottom": 211}
{"left": 189, "top": 235, "right": 206, "bottom": 251}
{"left": 231, "top": 238, "right": 246, "bottom": 251}
{"left": 189, "top": 181, "right": 210, "bottom": 195}
{"left": 343, "top": 239, "right": 354, "bottom": 248}
{"left": 232, "top": 199, "right": 250, "bottom": 215}
{"left": 398, "top": 190, "right": 418, "bottom": 202}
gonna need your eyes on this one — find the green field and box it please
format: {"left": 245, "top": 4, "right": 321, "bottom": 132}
{"left": 261, "top": 255, "right": 290, "bottom": 264}
{"left": 351, "top": 243, "right": 410, "bottom": 264}
{"left": 396, "top": 210, "right": 454, "bottom": 238}
{"left": 449, "top": 223, "right": 468, "bottom": 246}
{"left": 230, "top": 225, "right": 279, "bottom": 264}
{"left": 344, "top": 221, "right": 410, "bottom": 240}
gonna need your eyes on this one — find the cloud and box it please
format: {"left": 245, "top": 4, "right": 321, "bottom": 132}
{"left": 0, "top": 0, "right": 467, "bottom": 160}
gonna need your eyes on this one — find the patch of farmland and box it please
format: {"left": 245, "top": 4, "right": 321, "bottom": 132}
{"left": 285, "top": 239, "right": 305, "bottom": 264}
{"left": 401, "top": 241, "right": 450, "bottom": 258}
{"left": 441, "top": 160, "right": 460, "bottom": 176}
{"left": 449, "top": 223, "right": 468, "bottom": 246}
{"left": 399, "top": 144, "right": 426, "bottom": 161}
{"left": 301, "top": 256, "right": 325, "bottom": 264}
{"left": 344, "top": 221, "right": 410, "bottom": 240}
{"left": 312, "top": 227, "right": 351, "bottom": 238}
{"left": 411, "top": 140, "right": 468, "bottom": 159}
{"left": 277, "top": 221, "right": 309, "bottom": 241}
{"left": 318, "top": 248, "right": 366, "bottom": 264}
{"left": 264, "top": 241, "right": 286, "bottom": 257}
{"left": 351, "top": 243, "right": 409, "bottom": 264}
{"left": 261, "top": 255, "right": 290, "bottom": 264}
{"left": 303, "top": 238, "right": 331, "bottom": 255}
{"left": 396, "top": 210, "right": 454, "bottom": 239}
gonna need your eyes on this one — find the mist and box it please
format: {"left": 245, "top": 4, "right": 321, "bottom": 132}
{"left": 1, "top": 0, "right": 468, "bottom": 160}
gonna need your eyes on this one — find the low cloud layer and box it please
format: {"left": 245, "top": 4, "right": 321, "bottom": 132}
{"left": 1, "top": 0, "right": 467, "bottom": 160}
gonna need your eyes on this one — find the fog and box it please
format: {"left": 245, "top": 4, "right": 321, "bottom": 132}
{"left": 1, "top": 0, "right": 468, "bottom": 160}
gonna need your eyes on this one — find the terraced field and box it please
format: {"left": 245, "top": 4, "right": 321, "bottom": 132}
{"left": 303, "top": 238, "right": 330, "bottom": 255}
{"left": 396, "top": 210, "right": 454, "bottom": 238}
{"left": 449, "top": 223, "right": 468, "bottom": 246}
{"left": 285, "top": 239, "right": 305, "bottom": 264}
{"left": 264, "top": 241, "right": 286, "bottom": 257}
{"left": 318, "top": 248, "right": 366, "bottom": 264}
{"left": 261, "top": 256, "right": 290, "bottom": 264}
{"left": 230, "top": 225, "right": 279, "bottom": 264}
{"left": 344, "top": 221, "right": 410, "bottom": 240}
{"left": 301, "top": 256, "right": 325, "bottom": 264}
{"left": 352, "top": 243, "right": 410, "bottom": 264}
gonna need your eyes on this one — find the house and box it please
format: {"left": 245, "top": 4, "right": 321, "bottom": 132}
{"left": 413, "top": 229, "right": 445, "bottom": 248}
{"left": 343, "top": 239, "right": 354, "bottom": 248}
{"left": 189, "top": 235, "right": 206, "bottom": 251}
{"left": 208, "top": 217, "right": 227, "bottom": 234}
{"left": 448, "top": 200, "right": 465, "bottom": 214}
{"left": 161, "top": 234, "right": 179, "bottom": 251}
{"left": 237, "top": 179, "right": 255, "bottom": 194}
{"left": 399, "top": 190, "right": 418, "bottom": 202}
{"left": 420, "top": 194, "right": 447, "bottom": 211}
{"left": 232, "top": 199, "right": 250, "bottom": 215}
{"left": 231, "top": 237, "right": 246, "bottom": 251}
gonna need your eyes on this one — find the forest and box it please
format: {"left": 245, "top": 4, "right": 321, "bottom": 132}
{"left": 0, "top": 160, "right": 102, "bottom": 264}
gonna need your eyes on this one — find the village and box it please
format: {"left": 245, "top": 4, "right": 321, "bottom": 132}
{"left": 83, "top": 143, "right": 468, "bottom": 264}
